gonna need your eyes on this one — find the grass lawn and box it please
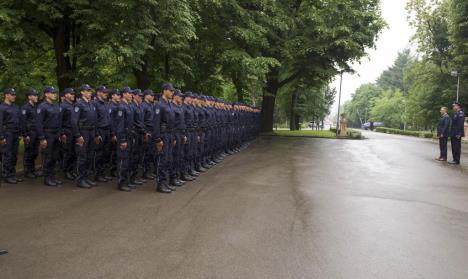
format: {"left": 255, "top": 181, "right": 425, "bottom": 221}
{"left": 262, "top": 130, "right": 336, "bottom": 139}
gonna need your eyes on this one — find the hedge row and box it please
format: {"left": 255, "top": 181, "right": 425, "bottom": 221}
{"left": 375, "top": 127, "right": 435, "bottom": 138}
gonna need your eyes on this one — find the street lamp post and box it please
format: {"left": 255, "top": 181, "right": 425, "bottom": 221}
{"left": 336, "top": 71, "right": 344, "bottom": 137}
{"left": 451, "top": 71, "right": 460, "bottom": 102}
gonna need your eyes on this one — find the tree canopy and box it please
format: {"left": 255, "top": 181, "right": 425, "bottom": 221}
{"left": 0, "top": 0, "right": 385, "bottom": 129}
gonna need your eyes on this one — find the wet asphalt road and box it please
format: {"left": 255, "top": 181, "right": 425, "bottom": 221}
{"left": 1, "top": 131, "right": 468, "bottom": 279}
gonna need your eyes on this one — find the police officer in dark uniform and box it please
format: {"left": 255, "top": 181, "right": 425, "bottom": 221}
{"left": 93, "top": 85, "right": 113, "bottom": 182}
{"left": 109, "top": 89, "right": 121, "bottom": 177}
{"left": 22, "top": 89, "right": 40, "bottom": 178}
{"left": 152, "top": 93, "right": 165, "bottom": 185}
{"left": 449, "top": 102, "right": 465, "bottom": 164}
{"left": 60, "top": 88, "right": 76, "bottom": 180}
{"left": 172, "top": 90, "right": 190, "bottom": 184}
{"left": 0, "top": 88, "right": 23, "bottom": 184}
{"left": 72, "top": 84, "right": 98, "bottom": 188}
{"left": 36, "top": 86, "right": 64, "bottom": 186}
{"left": 436, "top": 106, "right": 450, "bottom": 161}
{"left": 114, "top": 86, "right": 135, "bottom": 192}
{"left": 158, "top": 83, "right": 177, "bottom": 193}
{"left": 141, "top": 89, "right": 156, "bottom": 180}
{"left": 130, "top": 89, "right": 148, "bottom": 185}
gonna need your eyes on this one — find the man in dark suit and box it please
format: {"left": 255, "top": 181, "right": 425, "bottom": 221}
{"left": 436, "top": 107, "right": 450, "bottom": 161}
{"left": 449, "top": 102, "right": 465, "bottom": 165}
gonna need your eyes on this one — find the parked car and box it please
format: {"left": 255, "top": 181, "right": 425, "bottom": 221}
{"left": 361, "top": 122, "right": 384, "bottom": 130}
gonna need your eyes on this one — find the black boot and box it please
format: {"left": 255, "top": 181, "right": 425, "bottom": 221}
{"left": 0, "top": 249, "right": 8, "bottom": 255}
{"left": 85, "top": 178, "right": 97, "bottom": 187}
{"left": 142, "top": 172, "right": 155, "bottom": 180}
{"left": 170, "top": 177, "right": 183, "bottom": 187}
{"left": 118, "top": 185, "right": 132, "bottom": 192}
{"left": 95, "top": 175, "right": 108, "bottom": 183}
{"left": 65, "top": 172, "right": 75, "bottom": 180}
{"left": 24, "top": 171, "right": 36, "bottom": 179}
{"left": 53, "top": 178, "right": 63, "bottom": 185}
{"left": 181, "top": 173, "right": 195, "bottom": 181}
{"left": 4, "top": 177, "right": 17, "bottom": 184}
{"left": 189, "top": 169, "right": 200, "bottom": 177}
{"left": 44, "top": 177, "right": 58, "bottom": 187}
{"left": 157, "top": 182, "right": 172, "bottom": 193}
{"left": 77, "top": 179, "right": 91, "bottom": 189}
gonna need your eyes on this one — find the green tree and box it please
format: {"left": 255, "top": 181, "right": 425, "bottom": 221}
{"left": 260, "top": 0, "right": 385, "bottom": 132}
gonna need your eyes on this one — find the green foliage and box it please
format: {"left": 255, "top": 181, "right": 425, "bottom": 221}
{"left": 376, "top": 127, "right": 435, "bottom": 138}
{"left": 369, "top": 90, "right": 406, "bottom": 128}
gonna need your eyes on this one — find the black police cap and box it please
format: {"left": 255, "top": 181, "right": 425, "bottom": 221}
{"left": 26, "top": 88, "right": 38, "bottom": 96}
{"left": 43, "top": 86, "right": 56, "bottom": 94}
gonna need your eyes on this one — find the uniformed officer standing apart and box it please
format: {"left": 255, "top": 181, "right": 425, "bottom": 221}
{"left": 0, "top": 88, "right": 23, "bottom": 184}
{"left": 72, "top": 84, "right": 98, "bottom": 188}
{"left": 436, "top": 106, "right": 450, "bottom": 161}
{"left": 22, "top": 89, "right": 40, "bottom": 179}
{"left": 36, "top": 86, "right": 64, "bottom": 186}
{"left": 93, "top": 85, "right": 113, "bottom": 182}
{"left": 449, "top": 102, "right": 465, "bottom": 165}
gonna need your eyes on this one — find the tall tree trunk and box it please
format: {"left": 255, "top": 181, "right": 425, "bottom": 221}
{"left": 295, "top": 114, "right": 300, "bottom": 130}
{"left": 261, "top": 70, "right": 280, "bottom": 132}
{"left": 134, "top": 61, "right": 151, "bottom": 89}
{"left": 289, "top": 90, "right": 298, "bottom": 130}
{"left": 232, "top": 75, "right": 244, "bottom": 102}
{"left": 52, "top": 22, "right": 73, "bottom": 91}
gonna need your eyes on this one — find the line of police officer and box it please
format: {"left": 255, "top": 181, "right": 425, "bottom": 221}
{"left": 0, "top": 83, "right": 261, "bottom": 193}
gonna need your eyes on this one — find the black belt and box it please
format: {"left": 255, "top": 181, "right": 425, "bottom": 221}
{"left": 44, "top": 129, "right": 60, "bottom": 133}
{"left": 97, "top": 126, "right": 110, "bottom": 130}
{"left": 80, "top": 126, "right": 95, "bottom": 130}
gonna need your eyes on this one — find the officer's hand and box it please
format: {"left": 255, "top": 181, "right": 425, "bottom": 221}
{"left": 40, "top": 139, "right": 47, "bottom": 149}
{"left": 144, "top": 133, "right": 151, "bottom": 143}
{"left": 0, "top": 139, "right": 6, "bottom": 145}
{"left": 59, "top": 134, "right": 67, "bottom": 144}
{"left": 94, "top": 136, "right": 102, "bottom": 145}
{"left": 76, "top": 136, "right": 85, "bottom": 146}
{"left": 457, "top": 135, "right": 461, "bottom": 139}
{"left": 183, "top": 136, "right": 187, "bottom": 144}
{"left": 24, "top": 136, "right": 31, "bottom": 145}
{"left": 172, "top": 140, "right": 176, "bottom": 147}
{"left": 156, "top": 141, "right": 164, "bottom": 152}
{"left": 120, "top": 142, "right": 128, "bottom": 151}
{"left": 111, "top": 136, "right": 117, "bottom": 143}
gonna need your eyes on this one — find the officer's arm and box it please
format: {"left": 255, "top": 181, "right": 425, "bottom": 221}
{"left": 115, "top": 108, "right": 126, "bottom": 143}
{"left": 71, "top": 104, "right": 82, "bottom": 139}
{"left": 35, "top": 106, "right": 46, "bottom": 140}
{"left": 458, "top": 113, "right": 465, "bottom": 136}
{"left": 0, "top": 107, "right": 5, "bottom": 140}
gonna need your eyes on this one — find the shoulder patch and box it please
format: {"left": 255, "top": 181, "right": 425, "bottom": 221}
{"left": 118, "top": 110, "right": 123, "bottom": 117}
{"left": 59, "top": 107, "right": 62, "bottom": 112}
{"left": 109, "top": 108, "right": 112, "bottom": 114}
{"left": 22, "top": 109, "right": 26, "bottom": 115}
{"left": 36, "top": 108, "right": 41, "bottom": 114}
{"left": 74, "top": 107, "right": 80, "bottom": 112}
{"left": 155, "top": 108, "right": 160, "bottom": 114}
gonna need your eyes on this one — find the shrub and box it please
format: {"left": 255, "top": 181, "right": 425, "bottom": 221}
{"left": 375, "top": 127, "right": 436, "bottom": 138}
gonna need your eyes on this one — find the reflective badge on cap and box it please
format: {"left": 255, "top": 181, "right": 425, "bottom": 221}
{"left": 37, "top": 108, "right": 41, "bottom": 114}
{"left": 118, "top": 111, "right": 123, "bottom": 117}
{"left": 75, "top": 107, "right": 80, "bottom": 112}
{"left": 22, "top": 110, "right": 26, "bottom": 115}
